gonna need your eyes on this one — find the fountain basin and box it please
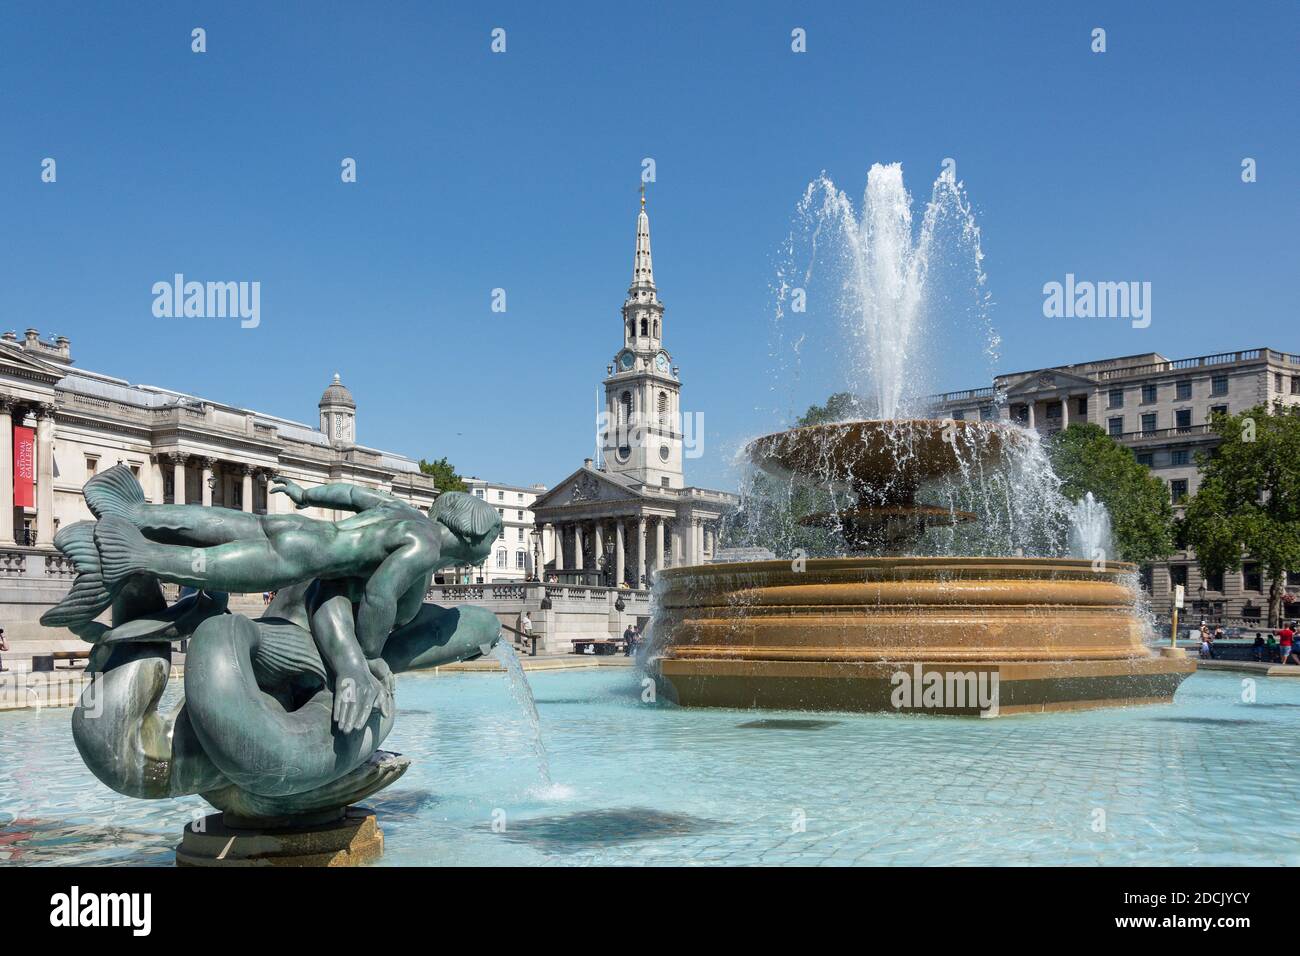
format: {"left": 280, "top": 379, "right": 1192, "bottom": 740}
{"left": 651, "top": 557, "right": 1194, "bottom": 716}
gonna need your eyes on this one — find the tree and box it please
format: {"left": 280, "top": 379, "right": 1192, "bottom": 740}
{"left": 1181, "top": 404, "right": 1300, "bottom": 627}
{"left": 1047, "top": 423, "right": 1176, "bottom": 564}
{"left": 418, "top": 456, "right": 467, "bottom": 492}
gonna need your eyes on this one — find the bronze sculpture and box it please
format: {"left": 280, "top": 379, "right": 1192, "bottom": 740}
{"left": 42, "top": 464, "right": 502, "bottom": 860}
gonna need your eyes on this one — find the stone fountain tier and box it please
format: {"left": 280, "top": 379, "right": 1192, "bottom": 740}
{"left": 650, "top": 557, "right": 1195, "bottom": 716}
{"left": 745, "top": 419, "right": 1008, "bottom": 549}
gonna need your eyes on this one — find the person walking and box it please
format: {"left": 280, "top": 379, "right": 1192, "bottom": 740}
{"left": 623, "top": 623, "right": 638, "bottom": 657}
{"left": 520, "top": 611, "right": 533, "bottom": 651}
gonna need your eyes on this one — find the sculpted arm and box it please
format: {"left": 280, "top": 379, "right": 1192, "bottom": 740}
{"left": 271, "top": 477, "right": 401, "bottom": 514}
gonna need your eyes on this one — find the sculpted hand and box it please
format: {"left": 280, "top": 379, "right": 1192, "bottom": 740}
{"left": 333, "top": 663, "right": 379, "bottom": 734}
{"left": 269, "top": 476, "right": 308, "bottom": 508}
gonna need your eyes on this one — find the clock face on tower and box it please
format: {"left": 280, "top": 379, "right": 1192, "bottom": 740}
{"left": 655, "top": 351, "right": 669, "bottom": 372}
{"left": 618, "top": 350, "right": 635, "bottom": 370}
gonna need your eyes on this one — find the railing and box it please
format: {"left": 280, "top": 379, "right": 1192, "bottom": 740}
{"left": 930, "top": 386, "right": 995, "bottom": 404}
{"left": 1118, "top": 424, "right": 1213, "bottom": 440}
{"left": 1094, "top": 349, "right": 1271, "bottom": 382}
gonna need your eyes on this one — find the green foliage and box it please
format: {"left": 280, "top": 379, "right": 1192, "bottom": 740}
{"left": 418, "top": 456, "right": 467, "bottom": 492}
{"left": 1047, "top": 423, "right": 1176, "bottom": 564}
{"left": 796, "top": 392, "right": 874, "bottom": 427}
{"left": 1182, "top": 404, "right": 1300, "bottom": 625}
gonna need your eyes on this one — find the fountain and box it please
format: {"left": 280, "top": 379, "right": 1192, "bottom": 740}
{"left": 649, "top": 165, "right": 1193, "bottom": 716}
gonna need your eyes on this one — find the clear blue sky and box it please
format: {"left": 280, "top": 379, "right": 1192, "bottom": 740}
{"left": 3, "top": 1, "right": 1296, "bottom": 491}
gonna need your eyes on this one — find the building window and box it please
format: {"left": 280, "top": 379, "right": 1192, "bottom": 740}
{"left": 1171, "top": 449, "right": 1190, "bottom": 467}
{"left": 1243, "top": 563, "right": 1262, "bottom": 592}
{"left": 952, "top": 409, "right": 965, "bottom": 421}
{"left": 1205, "top": 568, "right": 1224, "bottom": 592}
{"left": 85, "top": 456, "right": 98, "bottom": 477}
{"left": 619, "top": 390, "right": 632, "bottom": 425}
{"left": 517, "top": 510, "right": 524, "bottom": 520}
{"left": 1209, "top": 404, "right": 1228, "bottom": 418}
{"left": 1136, "top": 452, "right": 1154, "bottom": 468}
{"left": 1141, "top": 412, "right": 1157, "bottom": 433}
{"left": 1170, "top": 478, "right": 1188, "bottom": 504}
{"left": 1210, "top": 375, "right": 1228, "bottom": 396}
{"left": 1175, "top": 408, "right": 1192, "bottom": 430}
{"left": 496, "top": 490, "right": 504, "bottom": 501}
{"left": 1075, "top": 396, "right": 1088, "bottom": 416}
{"left": 474, "top": 489, "right": 484, "bottom": 498}
{"left": 496, "top": 548, "right": 507, "bottom": 569}
{"left": 657, "top": 391, "right": 668, "bottom": 425}
{"left": 1045, "top": 402, "right": 1062, "bottom": 421}
{"left": 1292, "top": 376, "right": 1300, "bottom": 395}
{"left": 517, "top": 492, "right": 524, "bottom": 501}
{"left": 1140, "top": 384, "right": 1157, "bottom": 404}
{"left": 517, "top": 528, "right": 524, "bottom": 541}
{"left": 1013, "top": 405, "right": 1029, "bottom": 425}
{"left": 1175, "top": 380, "right": 1192, "bottom": 400}
{"left": 130, "top": 464, "right": 141, "bottom": 479}
{"left": 1107, "top": 389, "right": 1123, "bottom": 409}
{"left": 1275, "top": 373, "right": 1284, "bottom": 391}
{"left": 1108, "top": 417, "right": 1123, "bottom": 437}
{"left": 1170, "top": 565, "right": 1188, "bottom": 589}
{"left": 661, "top": 477, "right": 669, "bottom": 487}
{"left": 979, "top": 406, "right": 996, "bottom": 422}
{"left": 516, "top": 551, "right": 526, "bottom": 570}
{"left": 1139, "top": 565, "right": 1153, "bottom": 593}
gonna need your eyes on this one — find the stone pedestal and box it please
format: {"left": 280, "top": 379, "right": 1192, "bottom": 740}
{"left": 176, "top": 806, "right": 384, "bottom": 867}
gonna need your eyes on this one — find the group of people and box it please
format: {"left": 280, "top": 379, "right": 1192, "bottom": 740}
{"left": 1199, "top": 621, "right": 1300, "bottom": 664}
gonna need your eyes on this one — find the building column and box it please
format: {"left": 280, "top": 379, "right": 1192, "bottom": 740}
{"left": 594, "top": 522, "right": 604, "bottom": 581}
{"left": 574, "top": 524, "right": 584, "bottom": 571}
{"left": 692, "top": 518, "right": 703, "bottom": 566}
{"left": 241, "top": 465, "right": 254, "bottom": 513}
{"left": 553, "top": 524, "right": 565, "bottom": 571}
{"left": 170, "top": 453, "right": 187, "bottom": 505}
{"left": 1061, "top": 396, "right": 1070, "bottom": 427}
{"left": 200, "top": 457, "right": 215, "bottom": 507}
{"left": 0, "top": 401, "right": 14, "bottom": 546}
{"left": 35, "top": 404, "right": 56, "bottom": 546}
{"left": 150, "top": 455, "right": 165, "bottom": 504}
{"left": 615, "top": 519, "right": 626, "bottom": 586}
{"left": 1027, "top": 402, "right": 1036, "bottom": 428}
{"left": 654, "top": 518, "right": 665, "bottom": 576}
{"left": 637, "top": 516, "right": 647, "bottom": 589}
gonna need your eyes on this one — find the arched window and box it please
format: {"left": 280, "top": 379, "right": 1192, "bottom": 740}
{"left": 496, "top": 548, "right": 507, "bottom": 569}
{"left": 653, "top": 319, "right": 660, "bottom": 338}
{"left": 620, "top": 390, "right": 632, "bottom": 425}
{"left": 658, "top": 391, "right": 669, "bottom": 425}
{"left": 640, "top": 318, "right": 648, "bottom": 336}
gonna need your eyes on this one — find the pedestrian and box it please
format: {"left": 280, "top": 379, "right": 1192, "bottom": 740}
{"left": 520, "top": 611, "right": 532, "bottom": 649}
{"left": 622, "top": 622, "right": 637, "bottom": 656}
{"left": 0, "top": 626, "right": 8, "bottom": 672}
{"left": 1199, "top": 631, "right": 1212, "bottom": 659}
{"left": 1252, "top": 634, "right": 1266, "bottom": 662}
{"left": 1280, "top": 622, "right": 1298, "bottom": 666}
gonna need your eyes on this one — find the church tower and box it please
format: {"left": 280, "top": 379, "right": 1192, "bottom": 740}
{"left": 601, "top": 190, "right": 683, "bottom": 488}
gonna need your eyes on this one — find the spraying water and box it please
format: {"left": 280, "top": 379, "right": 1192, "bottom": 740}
{"left": 1067, "top": 492, "right": 1115, "bottom": 561}
{"left": 490, "top": 640, "right": 553, "bottom": 788}
{"left": 776, "top": 162, "right": 996, "bottom": 421}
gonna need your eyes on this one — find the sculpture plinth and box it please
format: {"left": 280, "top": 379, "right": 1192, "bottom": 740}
{"left": 176, "top": 807, "right": 384, "bottom": 867}
{"left": 651, "top": 421, "right": 1194, "bottom": 716}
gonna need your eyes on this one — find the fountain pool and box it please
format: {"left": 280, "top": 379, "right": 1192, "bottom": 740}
{"left": 2, "top": 668, "right": 1297, "bottom": 866}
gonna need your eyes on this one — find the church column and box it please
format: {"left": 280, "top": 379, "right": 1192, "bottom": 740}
{"left": 0, "top": 401, "right": 14, "bottom": 547}
{"left": 1061, "top": 395, "right": 1070, "bottom": 428}
{"left": 594, "top": 522, "right": 604, "bottom": 583}
{"left": 150, "top": 455, "right": 164, "bottom": 504}
{"left": 615, "top": 519, "right": 626, "bottom": 586}
{"left": 241, "top": 465, "right": 254, "bottom": 513}
{"left": 35, "top": 404, "right": 56, "bottom": 545}
{"left": 200, "top": 457, "right": 215, "bottom": 507}
{"left": 574, "top": 524, "right": 584, "bottom": 571}
{"left": 170, "top": 453, "right": 187, "bottom": 505}
{"left": 636, "top": 516, "right": 647, "bottom": 589}
{"left": 553, "top": 524, "right": 565, "bottom": 571}
{"left": 655, "top": 518, "right": 665, "bottom": 575}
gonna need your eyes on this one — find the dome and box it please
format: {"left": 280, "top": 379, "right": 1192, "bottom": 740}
{"left": 319, "top": 372, "right": 356, "bottom": 409}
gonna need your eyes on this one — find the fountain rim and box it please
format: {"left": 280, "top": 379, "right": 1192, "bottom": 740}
{"left": 658, "top": 555, "right": 1137, "bottom": 581}
{"left": 743, "top": 417, "right": 1020, "bottom": 455}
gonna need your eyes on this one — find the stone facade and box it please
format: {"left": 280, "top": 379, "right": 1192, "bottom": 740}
{"left": 0, "top": 330, "right": 438, "bottom": 642}
{"left": 452, "top": 477, "right": 550, "bottom": 583}
{"left": 931, "top": 347, "right": 1300, "bottom": 622}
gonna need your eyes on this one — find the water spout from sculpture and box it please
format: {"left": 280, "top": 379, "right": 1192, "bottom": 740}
{"left": 491, "top": 639, "right": 553, "bottom": 788}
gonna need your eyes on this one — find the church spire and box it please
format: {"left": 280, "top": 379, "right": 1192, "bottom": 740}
{"left": 631, "top": 184, "right": 655, "bottom": 292}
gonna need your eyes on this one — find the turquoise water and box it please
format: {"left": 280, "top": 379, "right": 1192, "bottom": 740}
{"left": 1, "top": 668, "right": 1297, "bottom": 865}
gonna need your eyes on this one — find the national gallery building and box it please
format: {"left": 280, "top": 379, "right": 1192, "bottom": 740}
{"left": 0, "top": 329, "right": 438, "bottom": 640}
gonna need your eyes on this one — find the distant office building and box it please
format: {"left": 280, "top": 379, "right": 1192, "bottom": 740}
{"left": 931, "top": 347, "right": 1300, "bottom": 621}
{"left": 445, "top": 477, "right": 549, "bottom": 584}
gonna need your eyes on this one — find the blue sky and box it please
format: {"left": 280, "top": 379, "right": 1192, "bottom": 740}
{"left": 2, "top": 1, "right": 1296, "bottom": 491}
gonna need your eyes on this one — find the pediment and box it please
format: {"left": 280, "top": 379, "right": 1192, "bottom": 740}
{"left": 1001, "top": 368, "right": 1097, "bottom": 397}
{"left": 0, "top": 343, "right": 65, "bottom": 384}
{"left": 532, "top": 466, "right": 644, "bottom": 510}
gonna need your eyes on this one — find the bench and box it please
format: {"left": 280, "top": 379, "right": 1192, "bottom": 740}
{"left": 31, "top": 649, "right": 90, "bottom": 672}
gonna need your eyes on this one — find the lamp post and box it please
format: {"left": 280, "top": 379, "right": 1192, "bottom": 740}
{"left": 529, "top": 528, "right": 541, "bottom": 582}
{"left": 603, "top": 537, "right": 615, "bottom": 588}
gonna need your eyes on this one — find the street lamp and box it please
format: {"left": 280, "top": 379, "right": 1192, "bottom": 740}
{"left": 603, "top": 537, "right": 616, "bottom": 587}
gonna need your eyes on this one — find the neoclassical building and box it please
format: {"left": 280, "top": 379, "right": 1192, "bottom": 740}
{"left": 531, "top": 194, "right": 737, "bottom": 586}
{"left": 0, "top": 329, "right": 438, "bottom": 638}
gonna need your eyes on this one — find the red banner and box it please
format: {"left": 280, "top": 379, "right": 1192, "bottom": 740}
{"left": 13, "top": 425, "right": 34, "bottom": 508}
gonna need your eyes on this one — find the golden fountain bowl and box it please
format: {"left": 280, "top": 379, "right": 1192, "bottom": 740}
{"left": 745, "top": 418, "right": 1015, "bottom": 494}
